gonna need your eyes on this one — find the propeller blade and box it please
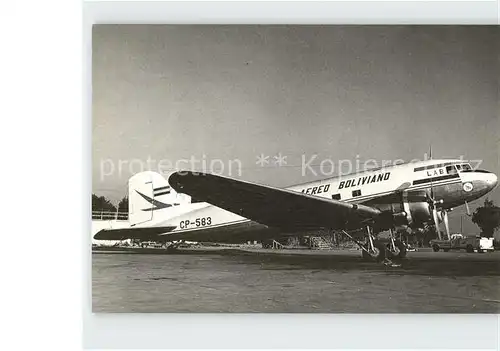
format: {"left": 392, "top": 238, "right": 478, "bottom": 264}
{"left": 442, "top": 210, "right": 451, "bottom": 240}
{"left": 432, "top": 207, "right": 441, "bottom": 240}
{"left": 465, "top": 200, "right": 471, "bottom": 217}
{"left": 428, "top": 144, "right": 435, "bottom": 199}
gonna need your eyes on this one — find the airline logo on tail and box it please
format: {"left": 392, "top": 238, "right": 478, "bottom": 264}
{"left": 136, "top": 185, "right": 176, "bottom": 211}
{"left": 153, "top": 185, "right": 171, "bottom": 197}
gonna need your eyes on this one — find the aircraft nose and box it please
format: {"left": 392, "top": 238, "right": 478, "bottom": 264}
{"left": 486, "top": 172, "right": 498, "bottom": 190}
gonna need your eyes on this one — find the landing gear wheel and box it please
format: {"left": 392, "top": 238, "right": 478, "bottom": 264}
{"left": 372, "top": 241, "right": 386, "bottom": 262}
{"left": 387, "top": 240, "right": 407, "bottom": 260}
{"left": 432, "top": 244, "right": 440, "bottom": 252}
{"left": 360, "top": 240, "right": 385, "bottom": 262}
{"left": 361, "top": 246, "right": 372, "bottom": 260}
{"left": 466, "top": 244, "right": 474, "bottom": 253}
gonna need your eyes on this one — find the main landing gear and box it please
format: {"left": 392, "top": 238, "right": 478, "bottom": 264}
{"left": 386, "top": 228, "right": 407, "bottom": 261}
{"left": 341, "top": 226, "right": 405, "bottom": 267}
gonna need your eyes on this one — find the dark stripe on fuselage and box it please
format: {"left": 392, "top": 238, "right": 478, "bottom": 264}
{"left": 412, "top": 173, "right": 460, "bottom": 185}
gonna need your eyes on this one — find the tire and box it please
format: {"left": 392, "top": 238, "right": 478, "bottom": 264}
{"left": 387, "top": 240, "right": 407, "bottom": 260}
{"left": 432, "top": 244, "right": 440, "bottom": 252}
{"left": 361, "top": 242, "right": 385, "bottom": 262}
{"left": 373, "top": 241, "right": 386, "bottom": 262}
{"left": 395, "top": 240, "right": 407, "bottom": 259}
{"left": 361, "top": 247, "right": 371, "bottom": 260}
{"left": 466, "top": 245, "right": 474, "bottom": 253}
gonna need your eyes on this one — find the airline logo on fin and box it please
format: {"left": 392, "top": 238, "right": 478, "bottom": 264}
{"left": 136, "top": 190, "right": 172, "bottom": 211}
{"left": 153, "top": 185, "right": 171, "bottom": 197}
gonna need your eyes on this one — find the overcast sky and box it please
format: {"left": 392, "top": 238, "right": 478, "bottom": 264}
{"left": 92, "top": 25, "right": 498, "bottom": 233}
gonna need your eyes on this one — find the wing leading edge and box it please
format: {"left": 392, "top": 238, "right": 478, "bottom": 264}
{"left": 168, "top": 171, "right": 381, "bottom": 232}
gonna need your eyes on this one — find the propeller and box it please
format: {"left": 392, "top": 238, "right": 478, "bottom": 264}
{"left": 464, "top": 200, "right": 472, "bottom": 217}
{"left": 426, "top": 144, "right": 444, "bottom": 240}
{"left": 441, "top": 209, "right": 451, "bottom": 240}
{"left": 425, "top": 190, "right": 443, "bottom": 240}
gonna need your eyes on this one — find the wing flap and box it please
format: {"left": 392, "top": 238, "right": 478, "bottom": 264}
{"left": 168, "top": 171, "right": 380, "bottom": 231}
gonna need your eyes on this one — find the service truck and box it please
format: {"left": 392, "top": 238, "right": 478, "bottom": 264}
{"left": 430, "top": 234, "right": 494, "bottom": 253}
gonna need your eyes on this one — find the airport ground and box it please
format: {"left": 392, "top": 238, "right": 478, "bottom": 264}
{"left": 92, "top": 247, "right": 500, "bottom": 313}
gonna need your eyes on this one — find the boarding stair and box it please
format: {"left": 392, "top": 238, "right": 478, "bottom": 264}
{"left": 271, "top": 240, "right": 284, "bottom": 250}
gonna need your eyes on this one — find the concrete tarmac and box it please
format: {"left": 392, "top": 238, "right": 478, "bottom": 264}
{"left": 92, "top": 247, "right": 500, "bottom": 313}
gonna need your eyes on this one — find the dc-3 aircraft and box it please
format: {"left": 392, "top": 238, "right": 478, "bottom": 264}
{"left": 94, "top": 158, "right": 498, "bottom": 262}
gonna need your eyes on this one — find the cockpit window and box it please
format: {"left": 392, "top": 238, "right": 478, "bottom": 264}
{"left": 446, "top": 165, "right": 457, "bottom": 175}
{"left": 455, "top": 163, "right": 473, "bottom": 173}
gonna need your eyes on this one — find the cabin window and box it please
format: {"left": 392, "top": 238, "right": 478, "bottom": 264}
{"left": 352, "top": 190, "right": 361, "bottom": 197}
{"left": 332, "top": 193, "right": 341, "bottom": 200}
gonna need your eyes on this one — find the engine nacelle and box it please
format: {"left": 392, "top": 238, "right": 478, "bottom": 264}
{"left": 401, "top": 190, "right": 432, "bottom": 227}
{"left": 404, "top": 201, "right": 432, "bottom": 226}
{"left": 371, "top": 190, "right": 432, "bottom": 231}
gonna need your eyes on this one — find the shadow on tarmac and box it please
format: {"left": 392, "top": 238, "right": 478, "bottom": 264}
{"left": 93, "top": 246, "right": 500, "bottom": 278}
{"left": 208, "top": 249, "right": 500, "bottom": 278}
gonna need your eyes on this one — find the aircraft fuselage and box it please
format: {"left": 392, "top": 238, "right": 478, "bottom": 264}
{"left": 152, "top": 159, "right": 498, "bottom": 242}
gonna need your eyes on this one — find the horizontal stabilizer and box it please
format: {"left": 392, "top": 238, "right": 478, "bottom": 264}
{"left": 94, "top": 225, "right": 177, "bottom": 241}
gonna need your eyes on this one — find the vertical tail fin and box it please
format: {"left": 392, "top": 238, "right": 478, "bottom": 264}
{"left": 128, "top": 171, "right": 191, "bottom": 226}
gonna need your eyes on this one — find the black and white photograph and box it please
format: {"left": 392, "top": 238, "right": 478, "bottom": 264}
{"left": 91, "top": 25, "right": 499, "bottom": 313}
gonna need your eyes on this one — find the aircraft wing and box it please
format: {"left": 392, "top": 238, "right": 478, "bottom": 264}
{"left": 94, "top": 225, "right": 177, "bottom": 241}
{"left": 168, "top": 171, "right": 381, "bottom": 232}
